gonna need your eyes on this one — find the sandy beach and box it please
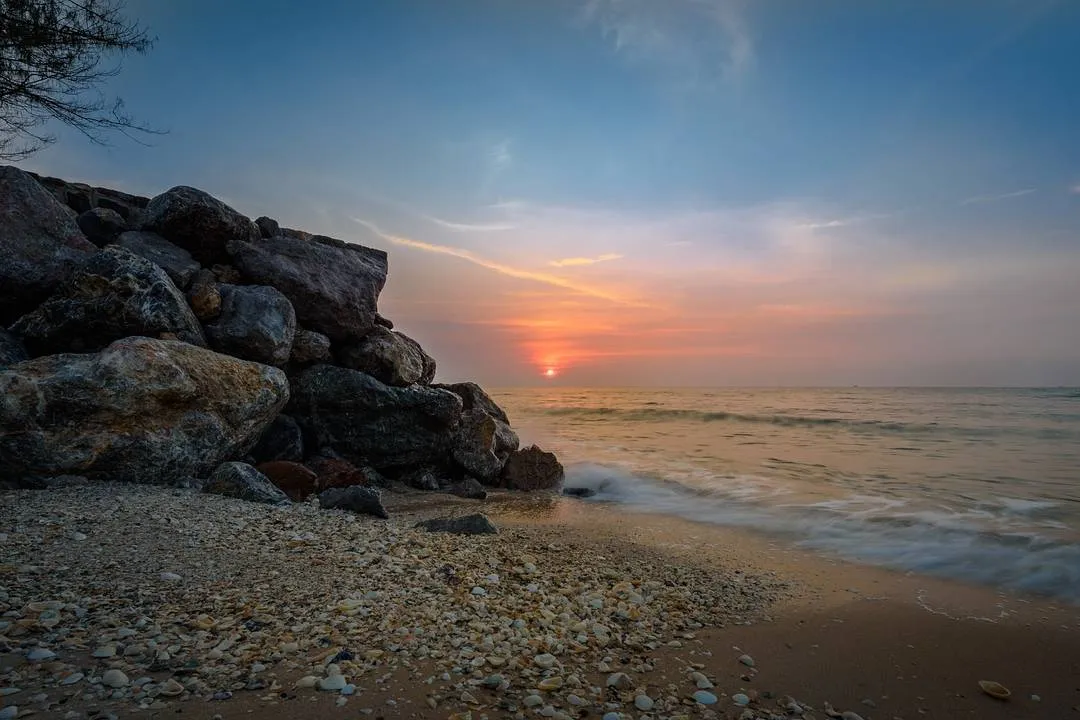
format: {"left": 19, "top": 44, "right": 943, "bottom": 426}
{"left": 2, "top": 483, "right": 1078, "bottom": 720}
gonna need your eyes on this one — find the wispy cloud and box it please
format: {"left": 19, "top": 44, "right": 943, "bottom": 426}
{"left": 351, "top": 217, "right": 648, "bottom": 307}
{"left": 580, "top": 0, "right": 753, "bottom": 86}
{"left": 549, "top": 253, "right": 624, "bottom": 267}
{"left": 1070, "top": 183, "right": 1080, "bottom": 195}
{"left": 425, "top": 215, "right": 516, "bottom": 233}
{"left": 960, "top": 188, "right": 1037, "bottom": 205}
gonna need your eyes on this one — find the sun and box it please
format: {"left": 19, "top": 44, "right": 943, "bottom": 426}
{"left": 544, "top": 367, "right": 557, "bottom": 378}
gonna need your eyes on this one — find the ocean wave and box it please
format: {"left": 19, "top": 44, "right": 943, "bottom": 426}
{"left": 540, "top": 406, "right": 1080, "bottom": 440}
{"left": 562, "top": 463, "right": 1080, "bottom": 603}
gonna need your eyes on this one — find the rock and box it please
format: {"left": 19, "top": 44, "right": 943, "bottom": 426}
{"left": 10, "top": 245, "right": 206, "bottom": 356}
{"left": 113, "top": 231, "right": 201, "bottom": 289}
{"left": 256, "top": 461, "right": 319, "bottom": 501}
{"left": 77, "top": 207, "right": 128, "bottom": 245}
{"left": 227, "top": 233, "right": 387, "bottom": 344}
{"left": 533, "top": 653, "right": 557, "bottom": 668}
{"left": 186, "top": 269, "right": 222, "bottom": 321}
{"left": 159, "top": 678, "right": 185, "bottom": 697}
{"left": 318, "top": 486, "right": 388, "bottom": 519}
{"left": 337, "top": 327, "right": 435, "bottom": 386}
{"left": 451, "top": 408, "right": 508, "bottom": 483}
{"left": 205, "top": 284, "right": 296, "bottom": 366}
{"left": 606, "top": 672, "right": 633, "bottom": 690}
{"left": 416, "top": 513, "right": 498, "bottom": 535}
{"left": 690, "top": 672, "right": 713, "bottom": 689}
{"left": 101, "top": 669, "right": 129, "bottom": 688}
{"left": 499, "top": 445, "right": 565, "bottom": 492}
{"left": 141, "top": 186, "right": 258, "bottom": 265}
{"left": 693, "top": 690, "right": 719, "bottom": 705}
{"left": 290, "top": 364, "right": 462, "bottom": 470}
{"left": 289, "top": 328, "right": 332, "bottom": 366}
{"left": 0, "top": 337, "right": 288, "bottom": 483}
{"left": 634, "top": 694, "right": 654, "bottom": 711}
{"left": 732, "top": 693, "right": 750, "bottom": 706}
{"left": 319, "top": 465, "right": 391, "bottom": 491}
{"left": 204, "top": 462, "right": 290, "bottom": 505}
{"left": 447, "top": 477, "right": 487, "bottom": 500}
{"left": 562, "top": 487, "right": 596, "bottom": 498}
{"left": 319, "top": 674, "right": 348, "bottom": 692}
{"left": 401, "top": 467, "right": 441, "bottom": 491}
{"left": 0, "top": 330, "right": 27, "bottom": 370}
{"left": 0, "top": 165, "right": 97, "bottom": 325}
{"left": 433, "top": 381, "right": 510, "bottom": 424}
{"left": 249, "top": 414, "right": 303, "bottom": 464}
{"left": 254, "top": 216, "right": 280, "bottom": 238}
{"left": 738, "top": 653, "right": 755, "bottom": 667}
{"left": 211, "top": 263, "right": 242, "bottom": 284}
{"left": 0, "top": 706, "right": 15, "bottom": 720}
{"left": 26, "top": 648, "right": 55, "bottom": 662}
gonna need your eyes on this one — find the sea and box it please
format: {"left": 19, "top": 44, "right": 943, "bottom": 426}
{"left": 493, "top": 387, "right": 1080, "bottom": 603}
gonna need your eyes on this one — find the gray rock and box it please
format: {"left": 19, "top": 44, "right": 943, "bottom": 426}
{"left": 447, "top": 477, "right": 488, "bottom": 500}
{"left": 337, "top": 327, "right": 435, "bottom": 386}
{"left": 113, "top": 231, "right": 201, "bottom": 289}
{"left": 451, "top": 408, "right": 507, "bottom": 482}
{"left": 318, "top": 485, "right": 388, "bottom": 519}
{"left": 290, "top": 364, "right": 462, "bottom": 471}
{"left": 434, "top": 381, "right": 511, "bottom": 424}
{"left": 562, "top": 487, "right": 597, "bottom": 498}
{"left": 290, "top": 328, "right": 332, "bottom": 365}
{"left": 499, "top": 445, "right": 565, "bottom": 492}
{"left": 10, "top": 245, "right": 206, "bottom": 356}
{"left": 0, "top": 330, "right": 28, "bottom": 369}
{"left": 0, "top": 165, "right": 97, "bottom": 325}
{"left": 0, "top": 337, "right": 288, "bottom": 483}
{"left": 401, "top": 467, "right": 441, "bottom": 491}
{"left": 227, "top": 234, "right": 387, "bottom": 344}
{"left": 204, "top": 462, "right": 290, "bottom": 505}
{"left": 141, "top": 186, "right": 258, "bottom": 265}
{"left": 205, "top": 284, "right": 296, "bottom": 366}
{"left": 249, "top": 414, "right": 303, "bottom": 464}
{"left": 254, "top": 216, "right": 280, "bottom": 238}
{"left": 374, "top": 313, "right": 394, "bottom": 329}
{"left": 77, "top": 207, "right": 128, "bottom": 246}
{"left": 416, "top": 513, "right": 498, "bottom": 535}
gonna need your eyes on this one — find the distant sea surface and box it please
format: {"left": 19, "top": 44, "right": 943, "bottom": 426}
{"left": 493, "top": 387, "right": 1080, "bottom": 602}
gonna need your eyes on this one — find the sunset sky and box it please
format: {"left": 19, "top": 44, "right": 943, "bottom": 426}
{"left": 19, "top": 0, "right": 1080, "bottom": 386}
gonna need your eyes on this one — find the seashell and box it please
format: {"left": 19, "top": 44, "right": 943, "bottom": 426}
{"left": 978, "top": 680, "right": 1011, "bottom": 700}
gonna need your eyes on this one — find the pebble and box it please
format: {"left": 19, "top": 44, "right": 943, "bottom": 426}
{"left": 691, "top": 671, "right": 714, "bottom": 689}
{"left": 840, "top": 713, "right": 865, "bottom": 720}
{"left": 0, "top": 706, "right": 16, "bottom": 720}
{"left": 60, "top": 673, "right": 84, "bottom": 686}
{"left": 533, "top": 653, "right": 557, "bottom": 668}
{"left": 538, "top": 676, "right": 564, "bottom": 691}
{"left": 92, "top": 644, "right": 117, "bottom": 658}
{"left": 693, "top": 690, "right": 719, "bottom": 705}
{"left": 607, "top": 672, "right": 633, "bottom": 689}
{"left": 335, "top": 696, "right": 347, "bottom": 707}
{"left": 295, "top": 676, "right": 319, "bottom": 689}
{"left": 319, "top": 675, "right": 348, "bottom": 692}
{"left": 523, "top": 694, "right": 544, "bottom": 707}
{"left": 159, "top": 572, "right": 182, "bottom": 582}
{"left": 634, "top": 694, "right": 655, "bottom": 710}
{"left": 732, "top": 693, "right": 751, "bottom": 706}
{"left": 0, "top": 690, "right": 17, "bottom": 697}
{"left": 101, "top": 669, "right": 129, "bottom": 688}
{"left": 342, "top": 684, "right": 356, "bottom": 695}
{"left": 26, "top": 648, "right": 56, "bottom": 662}
{"left": 159, "top": 678, "right": 185, "bottom": 697}
{"left": 470, "top": 586, "right": 487, "bottom": 596}
{"left": 738, "top": 653, "right": 755, "bottom": 667}
{"left": 602, "top": 713, "right": 621, "bottom": 720}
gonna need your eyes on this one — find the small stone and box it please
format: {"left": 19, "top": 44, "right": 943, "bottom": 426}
{"left": 342, "top": 684, "right": 356, "bottom": 696}
{"left": 567, "top": 694, "right": 586, "bottom": 706}
{"left": 295, "top": 676, "right": 319, "bottom": 689}
{"left": 693, "top": 690, "right": 719, "bottom": 705}
{"left": 0, "top": 706, "right": 16, "bottom": 720}
{"left": 840, "top": 713, "right": 865, "bottom": 720}
{"left": 602, "top": 713, "right": 621, "bottom": 720}
{"left": 732, "top": 693, "right": 751, "bottom": 706}
{"left": 606, "top": 672, "right": 633, "bottom": 690}
{"left": 101, "top": 669, "right": 129, "bottom": 688}
{"left": 533, "top": 653, "right": 557, "bottom": 668}
{"left": 160, "top": 678, "right": 184, "bottom": 697}
{"left": 336, "top": 696, "right": 348, "bottom": 707}
{"left": 60, "top": 673, "right": 84, "bottom": 686}
{"left": 159, "top": 572, "right": 182, "bottom": 582}
{"left": 634, "top": 694, "right": 654, "bottom": 711}
{"left": 470, "top": 586, "right": 487, "bottom": 596}
{"left": 538, "top": 676, "right": 564, "bottom": 691}
{"left": 738, "top": 654, "right": 755, "bottom": 667}
{"left": 319, "top": 675, "right": 348, "bottom": 692}
{"left": 92, "top": 644, "right": 116, "bottom": 658}
{"left": 524, "top": 694, "right": 544, "bottom": 707}
{"left": 691, "top": 671, "right": 713, "bottom": 689}
{"left": 1031, "top": 695, "right": 1041, "bottom": 702}
{"left": 26, "top": 648, "right": 56, "bottom": 662}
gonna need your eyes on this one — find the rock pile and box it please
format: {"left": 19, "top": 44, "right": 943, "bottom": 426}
{"left": 0, "top": 166, "right": 564, "bottom": 510}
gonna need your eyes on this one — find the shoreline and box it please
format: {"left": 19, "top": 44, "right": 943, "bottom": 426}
{"left": 1, "top": 484, "right": 1078, "bottom": 719}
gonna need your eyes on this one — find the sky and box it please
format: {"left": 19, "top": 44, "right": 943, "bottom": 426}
{"left": 16, "top": 0, "right": 1080, "bottom": 386}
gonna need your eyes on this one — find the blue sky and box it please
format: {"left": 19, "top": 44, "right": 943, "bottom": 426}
{"left": 18, "top": 0, "right": 1080, "bottom": 386}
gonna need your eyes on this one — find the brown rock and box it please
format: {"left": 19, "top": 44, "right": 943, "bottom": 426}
{"left": 257, "top": 460, "right": 318, "bottom": 501}
{"left": 187, "top": 269, "right": 222, "bottom": 321}
{"left": 499, "top": 445, "right": 564, "bottom": 492}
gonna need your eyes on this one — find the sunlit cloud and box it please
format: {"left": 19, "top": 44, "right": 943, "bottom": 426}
{"left": 425, "top": 215, "right": 516, "bottom": 232}
{"left": 960, "top": 188, "right": 1036, "bottom": 205}
{"left": 549, "top": 253, "right": 624, "bottom": 267}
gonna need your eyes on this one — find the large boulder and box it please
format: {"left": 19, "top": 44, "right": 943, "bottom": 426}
{"left": 0, "top": 337, "right": 289, "bottom": 483}
{"left": 290, "top": 364, "right": 462, "bottom": 471}
{"left": 205, "top": 284, "right": 296, "bottom": 366}
{"left": 256, "top": 460, "right": 318, "bottom": 500}
{"left": 227, "top": 234, "right": 387, "bottom": 344}
{"left": 113, "top": 231, "right": 201, "bottom": 289}
{"left": 77, "top": 207, "right": 128, "bottom": 246}
{"left": 0, "top": 330, "right": 28, "bottom": 370}
{"left": 141, "top": 186, "right": 258, "bottom": 265}
{"left": 10, "top": 245, "right": 206, "bottom": 356}
{"left": 337, "top": 326, "right": 435, "bottom": 386}
{"left": 434, "top": 382, "right": 511, "bottom": 424}
{"left": 204, "top": 462, "right": 290, "bottom": 505}
{"left": 249, "top": 414, "right": 303, "bottom": 464}
{"left": 499, "top": 445, "right": 565, "bottom": 492}
{"left": 438, "top": 382, "right": 519, "bottom": 483}
{"left": 0, "top": 166, "right": 97, "bottom": 325}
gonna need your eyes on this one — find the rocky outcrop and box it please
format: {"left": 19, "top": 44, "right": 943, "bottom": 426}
{"left": 0, "top": 330, "right": 28, "bottom": 370}
{"left": 205, "top": 462, "right": 290, "bottom": 505}
{"left": 227, "top": 234, "right": 387, "bottom": 344}
{"left": 417, "top": 514, "right": 498, "bottom": 535}
{"left": 249, "top": 414, "right": 303, "bottom": 464}
{"left": 11, "top": 245, "right": 206, "bottom": 356}
{"left": 205, "top": 284, "right": 296, "bottom": 366}
{"left": 318, "top": 485, "right": 388, "bottom": 519}
{"left": 0, "top": 337, "right": 289, "bottom": 483}
{"left": 290, "top": 364, "right": 462, "bottom": 471}
{"left": 337, "top": 326, "right": 436, "bottom": 386}
{"left": 499, "top": 446, "right": 565, "bottom": 492}
{"left": 437, "top": 383, "right": 519, "bottom": 483}
{"left": 0, "top": 166, "right": 97, "bottom": 325}
{"left": 77, "top": 207, "right": 128, "bottom": 246}
{"left": 141, "top": 186, "right": 258, "bottom": 265}
{"left": 113, "top": 231, "right": 201, "bottom": 289}
{"left": 28, "top": 172, "right": 149, "bottom": 220}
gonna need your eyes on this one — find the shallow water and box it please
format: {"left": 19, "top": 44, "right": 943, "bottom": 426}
{"left": 494, "top": 387, "right": 1080, "bottom": 602}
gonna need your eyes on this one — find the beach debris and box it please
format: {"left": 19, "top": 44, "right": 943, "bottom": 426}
{"left": 693, "top": 690, "right": 719, "bottom": 705}
{"left": 979, "top": 680, "right": 1011, "bottom": 700}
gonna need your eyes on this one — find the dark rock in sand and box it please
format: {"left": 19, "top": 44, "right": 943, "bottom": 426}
{"left": 205, "top": 462, "right": 290, "bottom": 505}
{"left": 256, "top": 460, "right": 319, "bottom": 501}
{"left": 290, "top": 364, "right": 462, "bottom": 470}
{"left": 249, "top": 414, "right": 303, "bottom": 464}
{"left": 205, "top": 284, "right": 296, "bottom": 366}
{"left": 401, "top": 466, "right": 442, "bottom": 491}
{"left": 499, "top": 445, "right": 565, "bottom": 492}
{"left": 290, "top": 328, "right": 332, "bottom": 366}
{"left": 317, "top": 461, "right": 392, "bottom": 491}
{"left": 11, "top": 246, "right": 207, "bottom": 356}
{"left": 141, "top": 186, "right": 258, "bottom": 265}
{"left": 254, "top": 216, "right": 280, "bottom": 239}
{"left": 447, "top": 477, "right": 488, "bottom": 500}
{"left": 416, "top": 513, "right": 498, "bottom": 535}
{"left": 77, "top": 207, "right": 128, "bottom": 246}
{"left": 227, "top": 234, "right": 388, "bottom": 344}
{"left": 113, "top": 231, "right": 201, "bottom": 289}
{"left": 337, "top": 326, "right": 436, "bottom": 386}
{"left": 0, "top": 330, "right": 28, "bottom": 370}
{"left": 562, "top": 487, "right": 597, "bottom": 498}
{"left": 0, "top": 165, "right": 97, "bottom": 326}
{"left": 318, "top": 485, "right": 388, "bottom": 519}
{"left": 0, "top": 337, "right": 289, "bottom": 483}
